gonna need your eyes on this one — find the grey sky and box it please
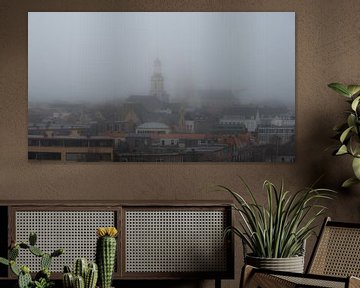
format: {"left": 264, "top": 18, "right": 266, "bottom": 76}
{"left": 28, "top": 12, "right": 295, "bottom": 105}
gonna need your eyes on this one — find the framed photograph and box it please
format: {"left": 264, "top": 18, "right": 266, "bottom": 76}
{"left": 28, "top": 12, "right": 295, "bottom": 163}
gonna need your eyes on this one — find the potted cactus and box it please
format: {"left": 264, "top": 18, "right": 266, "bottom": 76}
{"left": 96, "top": 227, "right": 118, "bottom": 288}
{"left": 0, "top": 232, "right": 63, "bottom": 288}
{"left": 62, "top": 258, "right": 98, "bottom": 288}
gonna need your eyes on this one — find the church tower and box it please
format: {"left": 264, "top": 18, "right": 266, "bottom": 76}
{"left": 178, "top": 105, "right": 186, "bottom": 133}
{"left": 150, "top": 58, "right": 169, "bottom": 103}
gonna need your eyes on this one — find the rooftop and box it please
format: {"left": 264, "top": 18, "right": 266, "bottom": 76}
{"left": 152, "top": 133, "right": 208, "bottom": 140}
{"left": 136, "top": 122, "right": 170, "bottom": 130}
{"left": 28, "top": 135, "right": 115, "bottom": 140}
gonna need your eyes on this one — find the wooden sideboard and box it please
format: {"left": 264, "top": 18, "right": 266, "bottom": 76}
{"left": 0, "top": 201, "right": 234, "bottom": 288}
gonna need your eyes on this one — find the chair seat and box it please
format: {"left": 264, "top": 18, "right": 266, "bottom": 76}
{"left": 243, "top": 265, "right": 360, "bottom": 288}
{"left": 277, "top": 274, "right": 346, "bottom": 288}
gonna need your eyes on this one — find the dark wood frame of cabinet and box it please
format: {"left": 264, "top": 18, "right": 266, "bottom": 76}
{"left": 0, "top": 201, "right": 234, "bottom": 288}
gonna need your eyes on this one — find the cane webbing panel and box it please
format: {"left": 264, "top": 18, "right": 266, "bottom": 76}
{"left": 277, "top": 275, "right": 345, "bottom": 288}
{"left": 309, "top": 226, "right": 360, "bottom": 277}
{"left": 125, "top": 210, "right": 227, "bottom": 273}
{"left": 248, "top": 272, "right": 297, "bottom": 288}
{"left": 15, "top": 211, "right": 115, "bottom": 272}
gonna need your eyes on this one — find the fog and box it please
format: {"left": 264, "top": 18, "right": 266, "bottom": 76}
{"left": 28, "top": 12, "right": 295, "bottom": 105}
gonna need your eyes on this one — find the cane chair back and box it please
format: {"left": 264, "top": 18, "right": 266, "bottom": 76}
{"left": 307, "top": 217, "right": 360, "bottom": 278}
{"left": 241, "top": 217, "right": 360, "bottom": 288}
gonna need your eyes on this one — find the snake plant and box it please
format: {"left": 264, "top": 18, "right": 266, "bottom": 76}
{"left": 219, "top": 178, "right": 335, "bottom": 258}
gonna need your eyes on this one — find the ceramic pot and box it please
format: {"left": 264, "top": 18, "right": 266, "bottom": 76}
{"left": 245, "top": 254, "right": 305, "bottom": 273}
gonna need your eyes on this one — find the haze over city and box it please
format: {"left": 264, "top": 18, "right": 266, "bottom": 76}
{"left": 28, "top": 12, "right": 295, "bottom": 163}
{"left": 28, "top": 12, "right": 295, "bottom": 105}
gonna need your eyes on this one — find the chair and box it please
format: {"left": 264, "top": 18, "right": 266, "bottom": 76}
{"left": 241, "top": 217, "right": 360, "bottom": 288}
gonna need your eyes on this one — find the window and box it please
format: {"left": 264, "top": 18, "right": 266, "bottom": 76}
{"left": 28, "top": 152, "right": 61, "bottom": 160}
{"left": 66, "top": 153, "right": 112, "bottom": 162}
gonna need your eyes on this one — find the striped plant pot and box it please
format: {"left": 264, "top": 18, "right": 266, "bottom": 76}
{"left": 245, "top": 254, "right": 305, "bottom": 273}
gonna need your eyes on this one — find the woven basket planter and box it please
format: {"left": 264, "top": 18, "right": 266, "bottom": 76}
{"left": 245, "top": 254, "right": 305, "bottom": 273}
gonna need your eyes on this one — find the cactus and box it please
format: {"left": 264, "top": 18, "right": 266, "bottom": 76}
{"left": 74, "top": 275, "right": 85, "bottom": 288}
{"left": 9, "top": 246, "right": 19, "bottom": 260}
{"left": 63, "top": 260, "right": 98, "bottom": 288}
{"left": 10, "top": 260, "right": 20, "bottom": 276}
{"left": 18, "top": 269, "right": 32, "bottom": 288}
{"left": 85, "top": 263, "right": 98, "bottom": 288}
{"left": 64, "top": 265, "right": 72, "bottom": 273}
{"left": 62, "top": 265, "right": 74, "bottom": 288}
{"left": 51, "top": 248, "right": 64, "bottom": 258}
{"left": 96, "top": 227, "right": 118, "bottom": 288}
{"left": 0, "top": 232, "right": 63, "bottom": 288}
{"left": 29, "top": 245, "right": 44, "bottom": 257}
{"left": 63, "top": 271, "right": 74, "bottom": 288}
{"left": 74, "top": 258, "right": 88, "bottom": 279}
{"left": 41, "top": 253, "right": 52, "bottom": 270}
{"left": 29, "top": 232, "right": 37, "bottom": 246}
{"left": 35, "top": 268, "right": 51, "bottom": 281}
{"left": 19, "top": 243, "right": 30, "bottom": 249}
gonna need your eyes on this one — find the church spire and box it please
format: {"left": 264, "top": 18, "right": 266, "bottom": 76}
{"left": 154, "top": 58, "right": 161, "bottom": 74}
{"left": 150, "top": 58, "right": 169, "bottom": 103}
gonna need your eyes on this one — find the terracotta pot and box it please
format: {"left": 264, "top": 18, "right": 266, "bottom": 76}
{"left": 245, "top": 254, "right": 304, "bottom": 273}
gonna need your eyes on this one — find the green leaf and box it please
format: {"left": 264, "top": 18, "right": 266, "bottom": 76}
{"left": 220, "top": 178, "right": 335, "bottom": 258}
{"left": 0, "top": 257, "right": 9, "bottom": 266}
{"left": 352, "top": 96, "right": 360, "bottom": 111}
{"left": 347, "top": 114, "right": 356, "bottom": 128}
{"left": 352, "top": 157, "right": 360, "bottom": 179}
{"left": 340, "top": 126, "right": 353, "bottom": 143}
{"left": 347, "top": 85, "right": 360, "bottom": 97}
{"left": 351, "top": 136, "right": 360, "bottom": 156}
{"left": 342, "top": 177, "right": 360, "bottom": 188}
{"left": 10, "top": 261, "right": 20, "bottom": 276}
{"left": 336, "top": 145, "right": 348, "bottom": 155}
{"left": 328, "top": 83, "right": 351, "bottom": 97}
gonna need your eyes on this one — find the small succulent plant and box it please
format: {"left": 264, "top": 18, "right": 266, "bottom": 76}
{"left": 0, "top": 232, "right": 63, "bottom": 288}
{"left": 96, "top": 227, "right": 118, "bottom": 288}
{"left": 32, "top": 278, "right": 54, "bottom": 288}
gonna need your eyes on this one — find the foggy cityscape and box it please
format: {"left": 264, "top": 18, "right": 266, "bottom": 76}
{"left": 28, "top": 12, "right": 295, "bottom": 162}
